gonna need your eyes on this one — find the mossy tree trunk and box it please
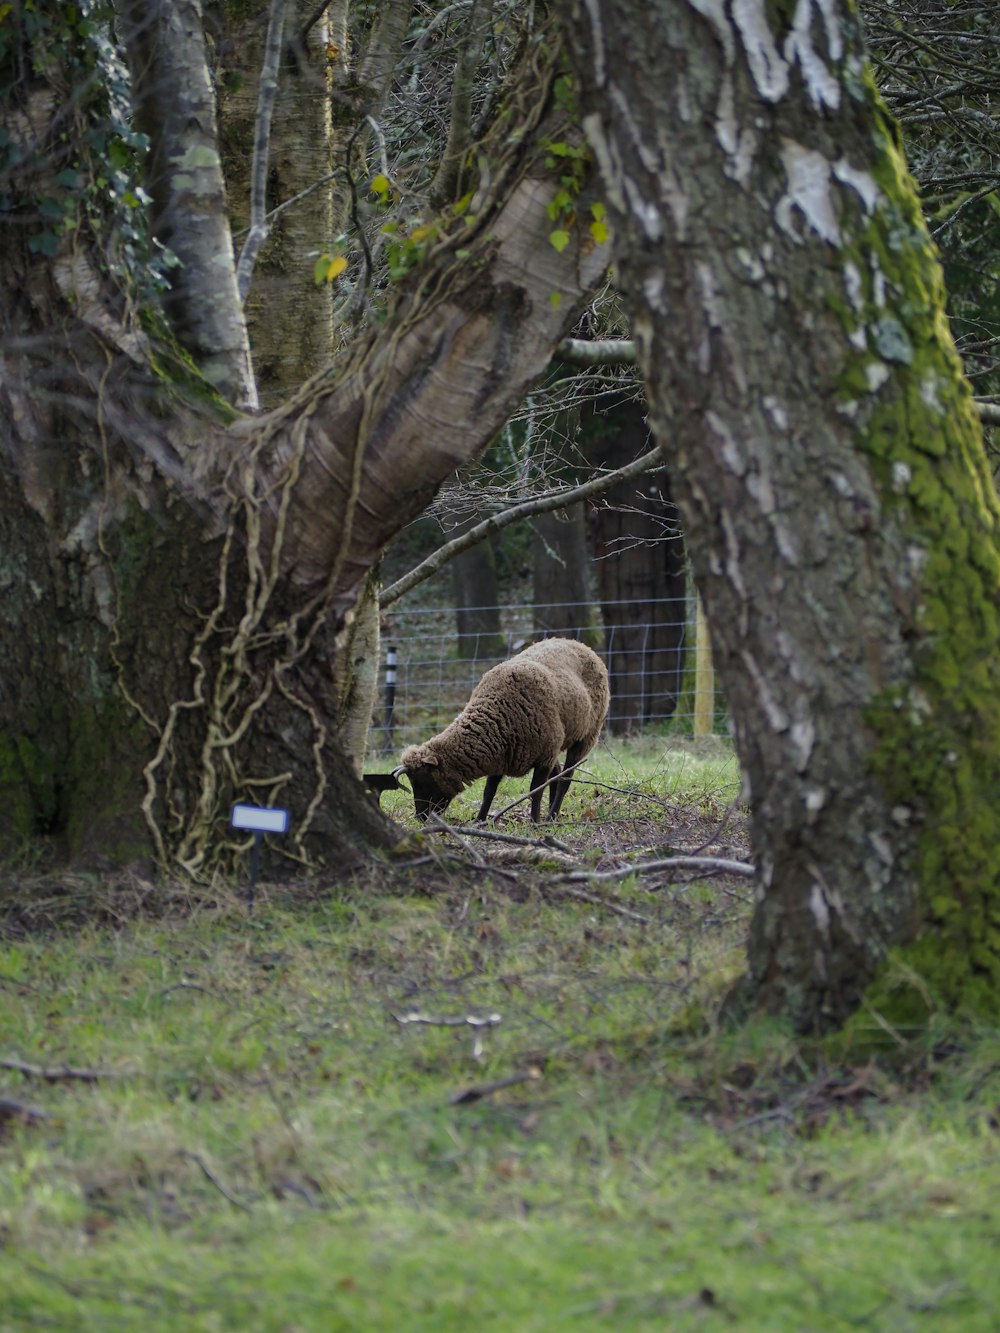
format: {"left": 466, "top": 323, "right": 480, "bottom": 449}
{"left": 565, "top": 0, "right": 1000, "bottom": 1026}
{"left": 0, "top": 7, "right": 607, "bottom": 874}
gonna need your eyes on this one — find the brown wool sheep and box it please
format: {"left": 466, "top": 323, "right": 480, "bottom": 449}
{"left": 398, "top": 638, "right": 610, "bottom": 823}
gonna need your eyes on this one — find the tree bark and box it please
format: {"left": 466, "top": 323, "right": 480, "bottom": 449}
{"left": 533, "top": 504, "right": 597, "bottom": 640}
{"left": 451, "top": 528, "right": 505, "bottom": 660}
{"left": 565, "top": 0, "right": 1000, "bottom": 1025}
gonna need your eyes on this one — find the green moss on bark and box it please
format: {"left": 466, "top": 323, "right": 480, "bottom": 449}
{"left": 828, "top": 88, "right": 1000, "bottom": 1020}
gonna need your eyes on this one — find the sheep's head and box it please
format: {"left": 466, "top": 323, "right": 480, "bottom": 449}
{"left": 399, "top": 744, "right": 462, "bottom": 821}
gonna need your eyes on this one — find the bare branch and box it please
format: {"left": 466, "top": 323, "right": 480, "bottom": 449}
{"left": 381, "top": 447, "right": 663, "bottom": 607}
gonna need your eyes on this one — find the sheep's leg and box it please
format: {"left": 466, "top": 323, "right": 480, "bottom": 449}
{"left": 476, "top": 774, "right": 503, "bottom": 821}
{"left": 530, "top": 763, "right": 555, "bottom": 822}
{"left": 548, "top": 742, "right": 587, "bottom": 819}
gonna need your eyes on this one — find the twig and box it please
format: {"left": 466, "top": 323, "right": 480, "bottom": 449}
{"left": 450, "top": 1068, "right": 540, "bottom": 1105}
{"left": 427, "top": 813, "right": 521, "bottom": 881}
{"left": 0, "top": 1056, "right": 126, "bottom": 1083}
{"left": 179, "top": 1150, "right": 253, "bottom": 1212}
{"left": 442, "top": 825, "right": 573, "bottom": 853}
{"left": 488, "top": 760, "right": 585, "bottom": 823}
{"left": 0, "top": 1096, "right": 52, "bottom": 1125}
{"left": 538, "top": 881, "right": 652, "bottom": 923}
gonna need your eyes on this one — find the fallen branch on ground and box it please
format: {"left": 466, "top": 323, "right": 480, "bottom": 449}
{"left": 450, "top": 1068, "right": 541, "bottom": 1105}
{"left": 393, "top": 1011, "right": 502, "bottom": 1029}
{"left": 0, "top": 1096, "right": 52, "bottom": 1125}
{"left": 1, "top": 1056, "right": 128, "bottom": 1082}
{"left": 553, "top": 855, "right": 754, "bottom": 885}
{"left": 179, "top": 1150, "right": 253, "bottom": 1212}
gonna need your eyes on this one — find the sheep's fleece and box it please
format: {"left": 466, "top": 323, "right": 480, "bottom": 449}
{"left": 400, "top": 637, "right": 610, "bottom": 822}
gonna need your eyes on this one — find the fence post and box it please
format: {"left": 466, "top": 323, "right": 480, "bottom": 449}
{"left": 693, "top": 597, "right": 714, "bottom": 737}
{"left": 382, "top": 644, "right": 397, "bottom": 750}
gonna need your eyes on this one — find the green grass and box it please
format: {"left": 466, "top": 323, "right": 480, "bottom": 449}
{"left": 1, "top": 741, "right": 998, "bottom": 1331}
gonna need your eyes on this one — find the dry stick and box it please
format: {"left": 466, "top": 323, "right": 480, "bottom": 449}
{"left": 393, "top": 1011, "right": 502, "bottom": 1029}
{"left": 0, "top": 1056, "right": 126, "bottom": 1083}
{"left": 180, "top": 1151, "right": 253, "bottom": 1212}
{"left": 0, "top": 1096, "right": 52, "bottom": 1125}
{"left": 553, "top": 856, "right": 755, "bottom": 885}
{"left": 381, "top": 448, "right": 663, "bottom": 608}
{"left": 450, "top": 1068, "right": 541, "bottom": 1105}
{"left": 442, "top": 825, "right": 573, "bottom": 854}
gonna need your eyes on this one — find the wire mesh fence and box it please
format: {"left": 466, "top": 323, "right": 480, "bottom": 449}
{"left": 369, "top": 596, "right": 723, "bottom": 756}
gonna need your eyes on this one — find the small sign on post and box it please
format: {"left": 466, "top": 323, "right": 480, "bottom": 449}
{"left": 230, "top": 803, "right": 290, "bottom": 909}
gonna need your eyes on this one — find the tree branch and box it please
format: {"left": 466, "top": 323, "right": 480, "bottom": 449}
{"left": 380, "top": 447, "right": 663, "bottom": 607}
{"left": 557, "top": 337, "right": 637, "bottom": 366}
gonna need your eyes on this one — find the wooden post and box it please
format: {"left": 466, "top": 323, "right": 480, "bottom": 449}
{"left": 694, "top": 596, "right": 714, "bottom": 737}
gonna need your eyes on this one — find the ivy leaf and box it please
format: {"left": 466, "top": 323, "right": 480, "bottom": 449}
{"left": 589, "top": 220, "right": 610, "bottom": 244}
{"left": 549, "top": 229, "right": 571, "bottom": 253}
{"left": 591, "top": 201, "right": 607, "bottom": 221}
{"left": 549, "top": 291, "right": 563, "bottom": 309}
{"left": 370, "top": 173, "right": 390, "bottom": 196}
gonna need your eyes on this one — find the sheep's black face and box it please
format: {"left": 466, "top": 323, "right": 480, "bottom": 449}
{"left": 406, "top": 766, "right": 454, "bottom": 822}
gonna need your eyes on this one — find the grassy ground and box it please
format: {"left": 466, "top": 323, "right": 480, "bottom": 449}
{"left": 1, "top": 739, "right": 998, "bottom": 1331}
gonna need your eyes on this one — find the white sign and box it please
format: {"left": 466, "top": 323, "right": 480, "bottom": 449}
{"left": 230, "top": 804, "right": 290, "bottom": 834}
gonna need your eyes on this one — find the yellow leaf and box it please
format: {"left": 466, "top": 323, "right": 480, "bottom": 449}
{"left": 371, "top": 173, "right": 390, "bottom": 196}
{"left": 324, "top": 255, "right": 349, "bottom": 280}
{"left": 589, "top": 219, "right": 610, "bottom": 244}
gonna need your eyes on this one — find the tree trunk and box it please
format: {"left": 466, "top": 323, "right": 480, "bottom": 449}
{"left": 1, "top": 11, "right": 607, "bottom": 874}
{"left": 566, "top": 0, "right": 1000, "bottom": 1026}
{"left": 532, "top": 504, "right": 598, "bottom": 641}
{"left": 451, "top": 531, "right": 505, "bottom": 660}
{"left": 584, "top": 395, "right": 686, "bottom": 732}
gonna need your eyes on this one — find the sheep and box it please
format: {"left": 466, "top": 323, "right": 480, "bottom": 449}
{"left": 397, "top": 638, "right": 609, "bottom": 823}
